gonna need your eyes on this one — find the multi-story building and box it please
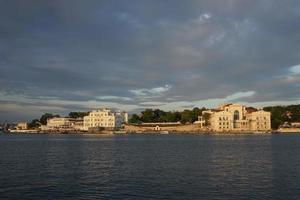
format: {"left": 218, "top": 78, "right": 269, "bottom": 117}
{"left": 16, "top": 122, "right": 28, "bottom": 130}
{"left": 197, "top": 103, "right": 271, "bottom": 132}
{"left": 41, "top": 117, "right": 84, "bottom": 131}
{"left": 246, "top": 110, "right": 271, "bottom": 131}
{"left": 83, "top": 108, "right": 128, "bottom": 130}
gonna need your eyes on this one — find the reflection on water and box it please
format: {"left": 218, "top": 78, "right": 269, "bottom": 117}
{"left": 0, "top": 134, "right": 299, "bottom": 200}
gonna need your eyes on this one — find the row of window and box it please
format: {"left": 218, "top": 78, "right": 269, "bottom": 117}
{"left": 256, "top": 122, "right": 268, "bottom": 125}
{"left": 256, "top": 117, "right": 268, "bottom": 120}
{"left": 218, "top": 117, "right": 268, "bottom": 121}
{"left": 219, "top": 122, "right": 229, "bottom": 126}
{"left": 90, "top": 113, "right": 109, "bottom": 117}
{"left": 219, "top": 117, "right": 229, "bottom": 121}
{"left": 85, "top": 123, "right": 114, "bottom": 127}
{"left": 85, "top": 118, "right": 114, "bottom": 122}
{"left": 219, "top": 126, "right": 229, "bottom": 129}
{"left": 256, "top": 126, "right": 268, "bottom": 129}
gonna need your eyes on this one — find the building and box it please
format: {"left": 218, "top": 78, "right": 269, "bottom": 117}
{"left": 83, "top": 108, "right": 128, "bottom": 131}
{"left": 41, "top": 117, "right": 84, "bottom": 131}
{"left": 246, "top": 110, "right": 271, "bottom": 131}
{"left": 196, "top": 103, "right": 271, "bottom": 132}
{"left": 277, "top": 121, "right": 300, "bottom": 133}
{"left": 16, "top": 122, "right": 28, "bottom": 130}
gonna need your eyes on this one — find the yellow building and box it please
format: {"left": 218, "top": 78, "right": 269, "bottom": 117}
{"left": 246, "top": 110, "right": 271, "bottom": 131}
{"left": 16, "top": 122, "right": 28, "bottom": 130}
{"left": 197, "top": 103, "right": 271, "bottom": 132}
{"left": 83, "top": 108, "right": 128, "bottom": 130}
{"left": 42, "top": 117, "right": 83, "bottom": 131}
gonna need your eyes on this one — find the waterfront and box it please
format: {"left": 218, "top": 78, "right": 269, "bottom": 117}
{"left": 0, "top": 133, "right": 300, "bottom": 200}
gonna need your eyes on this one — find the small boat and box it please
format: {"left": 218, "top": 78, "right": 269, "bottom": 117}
{"left": 113, "top": 130, "right": 127, "bottom": 134}
{"left": 9, "top": 129, "right": 39, "bottom": 134}
{"left": 160, "top": 131, "right": 169, "bottom": 134}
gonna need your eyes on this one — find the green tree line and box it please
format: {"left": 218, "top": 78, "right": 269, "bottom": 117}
{"left": 129, "top": 107, "right": 207, "bottom": 124}
{"left": 130, "top": 104, "right": 300, "bottom": 129}
{"left": 263, "top": 104, "right": 300, "bottom": 129}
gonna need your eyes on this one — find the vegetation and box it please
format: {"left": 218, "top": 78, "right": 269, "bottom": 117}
{"left": 24, "top": 104, "right": 300, "bottom": 130}
{"left": 129, "top": 107, "right": 207, "bottom": 124}
{"left": 202, "top": 112, "right": 211, "bottom": 126}
{"left": 28, "top": 119, "right": 41, "bottom": 129}
{"left": 130, "top": 104, "right": 300, "bottom": 129}
{"left": 39, "top": 113, "right": 60, "bottom": 125}
{"left": 25, "top": 112, "right": 87, "bottom": 129}
{"left": 68, "top": 112, "right": 89, "bottom": 118}
{"left": 263, "top": 104, "right": 300, "bottom": 129}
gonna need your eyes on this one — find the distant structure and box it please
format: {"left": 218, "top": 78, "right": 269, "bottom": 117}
{"left": 83, "top": 108, "right": 128, "bottom": 131}
{"left": 41, "top": 117, "right": 84, "bottom": 131}
{"left": 278, "top": 121, "right": 300, "bottom": 133}
{"left": 196, "top": 103, "right": 271, "bottom": 132}
{"left": 16, "top": 122, "right": 28, "bottom": 130}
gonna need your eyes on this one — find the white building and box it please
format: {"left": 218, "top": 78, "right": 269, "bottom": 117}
{"left": 83, "top": 108, "right": 128, "bottom": 131}
{"left": 41, "top": 117, "right": 83, "bottom": 131}
{"left": 16, "top": 122, "right": 28, "bottom": 130}
{"left": 196, "top": 103, "right": 271, "bottom": 132}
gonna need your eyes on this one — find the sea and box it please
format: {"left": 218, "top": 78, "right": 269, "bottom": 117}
{"left": 0, "top": 132, "right": 300, "bottom": 200}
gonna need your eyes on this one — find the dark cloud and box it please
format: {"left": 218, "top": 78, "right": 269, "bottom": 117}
{"left": 1, "top": 0, "right": 300, "bottom": 122}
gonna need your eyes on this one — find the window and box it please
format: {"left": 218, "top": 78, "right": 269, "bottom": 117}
{"left": 234, "top": 110, "right": 239, "bottom": 120}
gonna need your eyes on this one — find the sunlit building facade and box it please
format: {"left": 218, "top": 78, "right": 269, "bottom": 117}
{"left": 16, "top": 122, "right": 28, "bottom": 130}
{"left": 41, "top": 117, "right": 83, "bottom": 131}
{"left": 83, "top": 108, "right": 128, "bottom": 130}
{"left": 197, "top": 103, "right": 271, "bottom": 132}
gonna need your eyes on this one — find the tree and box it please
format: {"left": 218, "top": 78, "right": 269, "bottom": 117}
{"left": 141, "top": 109, "right": 155, "bottom": 122}
{"left": 202, "top": 113, "right": 211, "bottom": 127}
{"left": 164, "top": 112, "right": 177, "bottom": 122}
{"left": 263, "top": 104, "right": 300, "bottom": 129}
{"left": 40, "top": 113, "right": 59, "bottom": 125}
{"left": 180, "top": 110, "right": 193, "bottom": 124}
{"left": 129, "top": 114, "right": 142, "bottom": 124}
{"left": 191, "top": 107, "right": 204, "bottom": 122}
{"left": 28, "top": 119, "right": 41, "bottom": 129}
{"left": 173, "top": 111, "right": 182, "bottom": 122}
{"left": 68, "top": 112, "right": 89, "bottom": 118}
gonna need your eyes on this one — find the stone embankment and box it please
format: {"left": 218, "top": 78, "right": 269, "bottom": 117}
{"left": 277, "top": 128, "right": 300, "bottom": 133}
{"left": 124, "top": 124, "right": 205, "bottom": 133}
{"left": 123, "top": 124, "right": 274, "bottom": 134}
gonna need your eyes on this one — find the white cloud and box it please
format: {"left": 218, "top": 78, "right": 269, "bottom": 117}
{"left": 197, "top": 13, "right": 211, "bottom": 23}
{"left": 129, "top": 84, "right": 172, "bottom": 96}
{"left": 225, "top": 91, "right": 256, "bottom": 101}
{"left": 143, "top": 91, "right": 256, "bottom": 111}
{"left": 289, "top": 64, "right": 300, "bottom": 74}
{"left": 96, "top": 96, "right": 132, "bottom": 101}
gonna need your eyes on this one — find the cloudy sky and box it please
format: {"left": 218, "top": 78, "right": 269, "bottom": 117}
{"left": 1, "top": 0, "right": 300, "bottom": 122}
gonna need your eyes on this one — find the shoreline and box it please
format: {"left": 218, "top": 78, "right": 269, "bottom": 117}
{"left": 2, "top": 130, "right": 299, "bottom": 135}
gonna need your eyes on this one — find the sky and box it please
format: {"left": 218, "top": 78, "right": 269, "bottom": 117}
{"left": 1, "top": 0, "right": 300, "bottom": 122}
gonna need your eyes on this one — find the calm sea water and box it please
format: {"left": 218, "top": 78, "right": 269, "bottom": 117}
{"left": 0, "top": 133, "right": 300, "bottom": 200}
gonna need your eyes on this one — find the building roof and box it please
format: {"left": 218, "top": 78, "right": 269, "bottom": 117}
{"left": 245, "top": 107, "right": 258, "bottom": 114}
